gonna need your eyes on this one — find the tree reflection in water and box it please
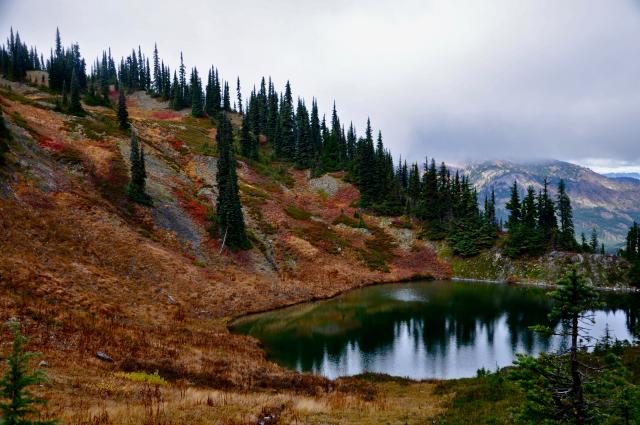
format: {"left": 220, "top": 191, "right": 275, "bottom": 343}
{"left": 232, "top": 281, "right": 639, "bottom": 379}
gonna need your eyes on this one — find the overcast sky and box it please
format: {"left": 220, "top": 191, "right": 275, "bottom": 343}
{"left": 2, "top": 0, "right": 639, "bottom": 172}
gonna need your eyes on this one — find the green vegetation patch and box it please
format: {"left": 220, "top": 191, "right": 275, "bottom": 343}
{"left": 0, "top": 87, "right": 52, "bottom": 110}
{"left": 65, "top": 113, "right": 122, "bottom": 140}
{"left": 284, "top": 204, "right": 312, "bottom": 221}
{"left": 153, "top": 119, "right": 213, "bottom": 154}
{"left": 359, "top": 227, "right": 397, "bottom": 272}
{"left": 332, "top": 212, "right": 367, "bottom": 229}
{"left": 239, "top": 183, "right": 268, "bottom": 203}
{"left": 9, "top": 111, "right": 33, "bottom": 133}
{"left": 249, "top": 159, "right": 295, "bottom": 189}
{"left": 293, "top": 221, "right": 347, "bottom": 254}
{"left": 434, "top": 370, "right": 520, "bottom": 424}
{"left": 115, "top": 370, "right": 168, "bottom": 386}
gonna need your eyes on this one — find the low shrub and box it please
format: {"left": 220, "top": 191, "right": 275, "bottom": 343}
{"left": 115, "top": 370, "right": 168, "bottom": 386}
{"left": 284, "top": 205, "right": 312, "bottom": 221}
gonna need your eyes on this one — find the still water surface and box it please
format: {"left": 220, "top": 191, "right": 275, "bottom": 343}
{"left": 232, "top": 280, "right": 639, "bottom": 379}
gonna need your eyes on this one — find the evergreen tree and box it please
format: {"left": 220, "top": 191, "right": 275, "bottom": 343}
{"left": 537, "top": 178, "right": 557, "bottom": 246}
{"left": 505, "top": 181, "right": 521, "bottom": 231}
{"left": 0, "top": 321, "right": 55, "bottom": 425}
{"left": 309, "top": 99, "right": 321, "bottom": 156}
{"left": 127, "top": 131, "right": 150, "bottom": 204}
{"left": 511, "top": 269, "right": 620, "bottom": 425}
{"left": 505, "top": 186, "right": 544, "bottom": 257}
{"left": 214, "top": 113, "right": 250, "bottom": 250}
{"left": 178, "top": 52, "right": 186, "bottom": 107}
{"left": 624, "top": 222, "right": 640, "bottom": 286}
{"left": 580, "top": 232, "right": 590, "bottom": 252}
{"left": 589, "top": 228, "right": 598, "bottom": 254}
{"left": 236, "top": 77, "right": 243, "bottom": 114}
{"left": 358, "top": 119, "right": 377, "bottom": 208}
{"left": 117, "top": 90, "right": 129, "bottom": 130}
{"left": 320, "top": 102, "right": 341, "bottom": 171}
{"left": 152, "top": 43, "right": 160, "bottom": 95}
{"left": 68, "top": 68, "right": 84, "bottom": 115}
{"left": 557, "top": 179, "right": 576, "bottom": 251}
{"left": 624, "top": 222, "right": 639, "bottom": 261}
{"left": 484, "top": 187, "right": 497, "bottom": 228}
{"left": 190, "top": 68, "right": 203, "bottom": 117}
{"left": 170, "top": 71, "right": 180, "bottom": 110}
{"left": 294, "top": 99, "right": 312, "bottom": 168}
{"left": 222, "top": 81, "right": 231, "bottom": 111}
{"left": 277, "top": 81, "right": 295, "bottom": 160}
{"left": 239, "top": 114, "right": 258, "bottom": 160}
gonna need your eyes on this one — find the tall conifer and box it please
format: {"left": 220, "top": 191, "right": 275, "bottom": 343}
{"left": 215, "top": 113, "right": 250, "bottom": 250}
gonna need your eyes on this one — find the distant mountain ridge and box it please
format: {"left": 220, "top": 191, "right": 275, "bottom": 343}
{"left": 463, "top": 160, "right": 640, "bottom": 249}
{"left": 603, "top": 172, "right": 640, "bottom": 181}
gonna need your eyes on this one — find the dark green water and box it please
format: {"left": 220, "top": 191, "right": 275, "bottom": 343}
{"left": 231, "top": 280, "right": 640, "bottom": 379}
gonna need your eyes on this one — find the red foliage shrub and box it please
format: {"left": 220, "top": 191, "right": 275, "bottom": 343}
{"left": 169, "top": 139, "right": 184, "bottom": 150}
{"left": 37, "top": 136, "right": 64, "bottom": 153}
{"left": 152, "top": 111, "right": 180, "bottom": 120}
{"left": 174, "top": 189, "right": 209, "bottom": 226}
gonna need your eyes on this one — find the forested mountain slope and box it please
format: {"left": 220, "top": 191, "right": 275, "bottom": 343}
{"left": 465, "top": 160, "right": 640, "bottom": 249}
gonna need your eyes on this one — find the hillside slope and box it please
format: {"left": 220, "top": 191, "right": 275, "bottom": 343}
{"left": 464, "top": 160, "right": 640, "bottom": 249}
{"left": 0, "top": 80, "right": 451, "bottom": 423}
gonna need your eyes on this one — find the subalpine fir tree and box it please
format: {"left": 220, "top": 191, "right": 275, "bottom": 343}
{"left": 358, "top": 119, "right": 377, "bottom": 208}
{"left": 537, "top": 178, "right": 557, "bottom": 245}
{"left": 239, "top": 114, "right": 258, "bottom": 160}
{"left": 320, "top": 102, "right": 342, "bottom": 171}
{"left": 170, "top": 71, "right": 180, "bottom": 110}
{"left": 117, "top": 90, "right": 129, "bottom": 130}
{"left": 0, "top": 321, "right": 55, "bottom": 425}
{"left": 625, "top": 222, "right": 640, "bottom": 286}
{"left": 505, "top": 181, "right": 521, "bottom": 231}
{"left": 310, "top": 99, "right": 321, "bottom": 157}
{"left": 69, "top": 68, "right": 84, "bottom": 115}
{"left": 127, "top": 131, "right": 150, "bottom": 205}
{"left": 589, "top": 228, "right": 598, "bottom": 254}
{"left": 295, "top": 99, "right": 313, "bottom": 168}
{"left": 511, "top": 269, "right": 619, "bottom": 425}
{"left": 178, "top": 52, "right": 186, "bottom": 107}
{"left": 223, "top": 81, "right": 231, "bottom": 111}
{"left": 215, "top": 113, "right": 251, "bottom": 250}
{"left": 277, "top": 81, "right": 295, "bottom": 160}
{"left": 346, "top": 122, "right": 357, "bottom": 167}
{"left": 236, "top": 77, "right": 243, "bottom": 114}
{"left": 191, "top": 68, "right": 203, "bottom": 117}
{"left": 624, "top": 222, "right": 639, "bottom": 261}
{"left": 152, "top": 43, "right": 160, "bottom": 95}
{"left": 508, "top": 186, "right": 544, "bottom": 256}
{"left": 557, "top": 179, "right": 576, "bottom": 251}
{"left": 580, "top": 232, "right": 589, "bottom": 252}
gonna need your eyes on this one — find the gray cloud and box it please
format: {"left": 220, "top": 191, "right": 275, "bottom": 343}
{"left": 2, "top": 0, "right": 639, "bottom": 168}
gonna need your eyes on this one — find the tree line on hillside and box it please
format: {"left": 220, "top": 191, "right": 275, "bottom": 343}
{"left": 503, "top": 178, "right": 609, "bottom": 258}
{"left": 0, "top": 27, "right": 626, "bottom": 260}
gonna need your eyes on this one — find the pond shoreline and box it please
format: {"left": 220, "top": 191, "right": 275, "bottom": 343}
{"left": 228, "top": 272, "right": 437, "bottom": 326}
{"left": 452, "top": 276, "right": 640, "bottom": 293}
{"left": 229, "top": 273, "right": 639, "bottom": 328}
